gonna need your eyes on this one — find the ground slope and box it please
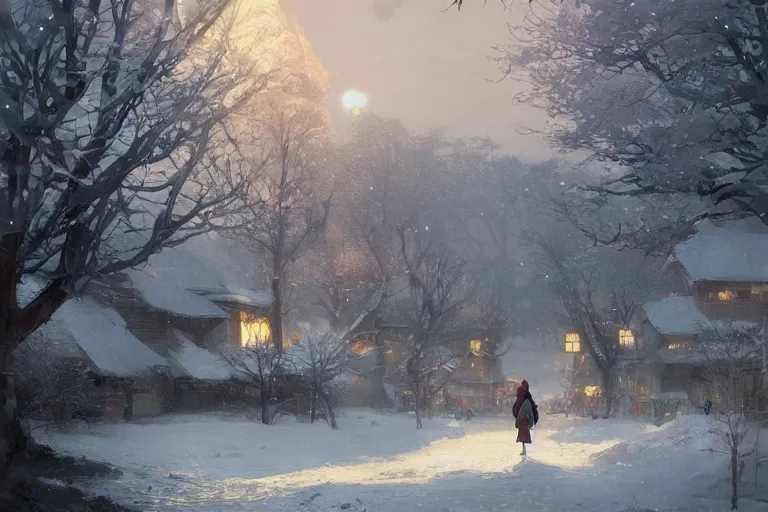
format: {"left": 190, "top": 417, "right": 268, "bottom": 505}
{"left": 34, "top": 411, "right": 768, "bottom": 512}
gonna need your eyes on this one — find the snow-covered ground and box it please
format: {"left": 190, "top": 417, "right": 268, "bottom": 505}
{"left": 35, "top": 410, "right": 768, "bottom": 512}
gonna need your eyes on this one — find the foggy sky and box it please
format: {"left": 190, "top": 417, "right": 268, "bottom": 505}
{"left": 281, "top": 0, "right": 553, "bottom": 162}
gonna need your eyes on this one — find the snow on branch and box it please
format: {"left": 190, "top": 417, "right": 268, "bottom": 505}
{"left": 1, "top": 0, "right": 281, "bottom": 344}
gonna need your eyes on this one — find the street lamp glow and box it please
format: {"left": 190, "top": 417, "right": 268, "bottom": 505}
{"left": 342, "top": 90, "right": 368, "bottom": 116}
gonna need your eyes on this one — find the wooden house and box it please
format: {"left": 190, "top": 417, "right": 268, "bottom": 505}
{"left": 95, "top": 257, "right": 273, "bottom": 413}
{"left": 344, "top": 324, "right": 506, "bottom": 413}
{"left": 441, "top": 328, "right": 506, "bottom": 413}
{"left": 14, "top": 295, "right": 171, "bottom": 421}
{"left": 637, "top": 231, "right": 768, "bottom": 417}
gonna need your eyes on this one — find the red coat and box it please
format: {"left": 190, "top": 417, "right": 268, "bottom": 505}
{"left": 517, "top": 417, "right": 532, "bottom": 444}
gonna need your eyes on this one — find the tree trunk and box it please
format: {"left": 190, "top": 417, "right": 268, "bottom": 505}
{"left": 320, "top": 392, "right": 337, "bottom": 430}
{"left": 602, "top": 369, "right": 614, "bottom": 418}
{"left": 310, "top": 387, "right": 318, "bottom": 423}
{"left": 271, "top": 277, "right": 283, "bottom": 352}
{"left": 414, "top": 383, "right": 423, "bottom": 429}
{"left": 260, "top": 386, "right": 270, "bottom": 425}
{"left": 370, "top": 317, "right": 388, "bottom": 408}
{"left": 732, "top": 443, "right": 739, "bottom": 510}
{"left": 0, "top": 351, "right": 25, "bottom": 480}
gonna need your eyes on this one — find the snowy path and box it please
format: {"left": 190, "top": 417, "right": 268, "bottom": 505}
{"left": 35, "top": 411, "right": 768, "bottom": 512}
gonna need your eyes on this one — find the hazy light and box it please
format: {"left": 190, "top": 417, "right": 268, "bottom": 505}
{"left": 342, "top": 90, "right": 368, "bottom": 116}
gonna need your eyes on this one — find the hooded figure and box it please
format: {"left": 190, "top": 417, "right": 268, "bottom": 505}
{"left": 514, "top": 384, "right": 534, "bottom": 456}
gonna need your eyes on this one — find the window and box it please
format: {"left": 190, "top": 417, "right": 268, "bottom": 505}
{"left": 618, "top": 329, "right": 635, "bottom": 348}
{"left": 469, "top": 339, "right": 483, "bottom": 355}
{"left": 667, "top": 342, "right": 690, "bottom": 351}
{"left": 565, "top": 332, "right": 581, "bottom": 353}
{"left": 717, "top": 290, "right": 737, "bottom": 302}
{"left": 240, "top": 312, "right": 271, "bottom": 347}
{"left": 584, "top": 385, "right": 601, "bottom": 397}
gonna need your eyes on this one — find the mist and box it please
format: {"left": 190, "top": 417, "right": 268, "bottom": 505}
{"left": 3, "top": 0, "right": 768, "bottom": 511}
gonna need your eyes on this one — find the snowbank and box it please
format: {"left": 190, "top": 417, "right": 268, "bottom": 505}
{"left": 585, "top": 414, "right": 723, "bottom": 466}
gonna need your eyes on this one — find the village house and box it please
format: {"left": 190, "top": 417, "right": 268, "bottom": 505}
{"left": 441, "top": 328, "right": 506, "bottom": 413}
{"left": 14, "top": 234, "right": 275, "bottom": 422}
{"left": 14, "top": 295, "right": 172, "bottom": 421}
{"left": 638, "top": 232, "right": 767, "bottom": 416}
{"left": 560, "top": 228, "right": 768, "bottom": 421}
{"left": 344, "top": 325, "right": 506, "bottom": 414}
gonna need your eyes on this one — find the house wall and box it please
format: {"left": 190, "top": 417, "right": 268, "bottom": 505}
{"left": 641, "top": 321, "right": 664, "bottom": 351}
{"left": 692, "top": 281, "right": 768, "bottom": 322}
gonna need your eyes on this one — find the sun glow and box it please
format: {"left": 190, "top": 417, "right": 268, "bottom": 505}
{"left": 342, "top": 90, "right": 368, "bottom": 116}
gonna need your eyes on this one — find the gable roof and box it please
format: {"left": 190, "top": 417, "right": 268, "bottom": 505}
{"left": 128, "top": 271, "right": 228, "bottom": 319}
{"left": 671, "top": 232, "right": 768, "bottom": 283}
{"left": 643, "top": 296, "right": 711, "bottom": 335}
{"left": 27, "top": 296, "right": 168, "bottom": 377}
{"left": 126, "top": 233, "right": 272, "bottom": 317}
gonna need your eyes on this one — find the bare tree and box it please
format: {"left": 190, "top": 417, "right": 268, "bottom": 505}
{"left": 287, "top": 332, "right": 350, "bottom": 429}
{"left": 395, "top": 223, "right": 470, "bottom": 429}
{"left": 0, "top": 0, "right": 270, "bottom": 471}
{"left": 698, "top": 324, "right": 763, "bottom": 511}
{"left": 235, "top": 97, "right": 330, "bottom": 351}
{"left": 220, "top": 338, "right": 284, "bottom": 425}
{"left": 555, "top": 360, "right": 576, "bottom": 417}
{"left": 501, "top": 0, "right": 768, "bottom": 234}
{"left": 526, "top": 221, "right": 663, "bottom": 417}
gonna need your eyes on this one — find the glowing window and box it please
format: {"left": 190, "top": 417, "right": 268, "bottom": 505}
{"left": 565, "top": 332, "right": 581, "bottom": 353}
{"left": 240, "top": 312, "right": 271, "bottom": 347}
{"left": 619, "top": 329, "right": 635, "bottom": 348}
{"left": 667, "top": 342, "right": 690, "bottom": 351}
{"left": 584, "top": 385, "right": 601, "bottom": 397}
{"left": 717, "top": 290, "right": 736, "bottom": 302}
{"left": 469, "top": 339, "right": 483, "bottom": 355}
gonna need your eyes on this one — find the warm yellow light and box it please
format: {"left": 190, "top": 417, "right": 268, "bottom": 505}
{"left": 469, "top": 339, "right": 483, "bottom": 355}
{"left": 619, "top": 329, "right": 635, "bottom": 347}
{"left": 717, "top": 290, "right": 736, "bottom": 302}
{"left": 584, "top": 385, "right": 601, "bottom": 398}
{"left": 565, "top": 332, "right": 581, "bottom": 353}
{"left": 342, "top": 90, "right": 368, "bottom": 116}
{"left": 240, "top": 312, "right": 271, "bottom": 347}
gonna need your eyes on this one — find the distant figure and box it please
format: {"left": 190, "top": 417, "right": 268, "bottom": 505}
{"left": 513, "top": 382, "right": 535, "bottom": 457}
{"left": 521, "top": 380, "right": 539, "bottom": 426}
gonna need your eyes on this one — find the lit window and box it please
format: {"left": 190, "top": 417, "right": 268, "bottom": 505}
{"left": 584, "top": 385, "right": 601, "bottom": 397}
{"left": 619, "top": 329, "right": 635, "bottom": 348}
{"left": 469, "top": 339, "right": 483, "bottom": 355}
{"left": 565, "top": 332, "right": 581, "bottom": 353}
{"left": 240, "top": 312, "right": 271, "bottom": 347}
{"left": 667, "top": 342, "right": 690, "bottom": 351}
{"left": 717, "top": 290, "right": 736, "bottom": 302}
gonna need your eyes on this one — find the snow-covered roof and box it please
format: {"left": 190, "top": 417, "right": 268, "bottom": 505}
{"left": 671, "top": 232, "right": 768, "bottom": 283}
{"left": 125, "top": 233, "right": 271, "bottom": 317}
{"left": 643, "top": 296, "right": 711, "bottom": 335}
{"left": 29, "top": 296, "right": 168, "bottom": 377}
{"left": 168, "top": 330, "right": 237, "bottom": 381}
{"left": 129, "top": 271, "right": 228, "bottom": 319}
{"left": 194, "top": 288, "right": 272, "bottom": 309}
{"left": 137, "top": 233, "right": 270, "bottom": 297}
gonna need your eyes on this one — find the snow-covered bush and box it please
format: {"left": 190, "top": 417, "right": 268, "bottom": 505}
{"left": 285, "top": 332, "right": 351, "bottom": 429}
